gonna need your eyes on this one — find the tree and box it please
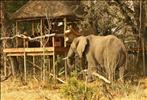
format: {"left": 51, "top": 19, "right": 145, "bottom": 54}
{"left": 0, "top": 0, "right": 28, "bottom": 76}
{"left": 76, "top": 0, "right": 147, "bottom": 75}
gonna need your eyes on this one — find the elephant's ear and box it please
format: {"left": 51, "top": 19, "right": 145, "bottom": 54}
{"left": 76, "top": 37, "right": 87, "bottom": 58}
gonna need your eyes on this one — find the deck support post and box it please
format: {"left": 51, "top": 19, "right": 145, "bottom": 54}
{"left": 52, "top": 37, "right": 56, "bottom": 85}
{"left": 33, "top": 56, "right": 36, "bottom": 78}
{"left": 4, "top": 53, "right": 7, "bottom": 76}
{"left": 63, "top": 17, "right": 67, "bottom": 81}
{"left": 48, "top": 56, "right": 51, "bottom": 79}
{"left": 40, "top": 19, "right": 43, "bottom": 81}
{"left": 23, "top": 36, "right": 27, "bottom": 83}
{"left": 32, "top": 21, "right": 36, "bottom": 79}
{"left": 142, "top": 38, "right": 146, "bottom": 75}
{"left": 24, "top": 52, "right": 27, "bottom": 83}
{"left": 3, "top": 36, "right": 7, "bottom": 77}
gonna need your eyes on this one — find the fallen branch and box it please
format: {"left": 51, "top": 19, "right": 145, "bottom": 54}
{"left": 92, "top": 72, "right": 111, "bottom": 84}
{"left": 82, "top": 70, "right": 111, "bottom": 84}
{"left": 49, "top": 73, "right": 66, "bottom": 84}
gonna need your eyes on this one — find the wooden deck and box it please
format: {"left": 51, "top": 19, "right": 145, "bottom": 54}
{"left": 3, "top": 47, "right": 69, "bottom": 56}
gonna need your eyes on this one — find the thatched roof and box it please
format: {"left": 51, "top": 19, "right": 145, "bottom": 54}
{"left": 11, "top": 0, "right": 83, "bottom": 20}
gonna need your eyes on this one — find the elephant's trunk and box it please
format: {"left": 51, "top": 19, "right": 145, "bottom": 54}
{"left": 67, "top": 47, "right": 75, "bottom": 73}
{"left": 67, "top": 58, "right": 74, "bottom": 72}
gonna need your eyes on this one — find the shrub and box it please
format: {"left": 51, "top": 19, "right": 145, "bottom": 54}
{"left": 61, "top": 76, "right": 94, "bottom": 100}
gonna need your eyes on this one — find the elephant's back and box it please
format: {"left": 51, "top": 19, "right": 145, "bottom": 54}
{"left": 105, "top": 35, "right": 127, "bottom": 64}
{"left": 104, "top": 35, "right": 126, "bottom": 50}
{"left": 103, "top": 35, "right": 127, "bottom": 58}
{"left": 88, "top": 35, "right": 127, "bottom": 53}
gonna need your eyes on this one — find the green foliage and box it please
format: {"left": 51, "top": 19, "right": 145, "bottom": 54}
{"left": 60, "top": 71, "right": 144, "bottom": 100}
{"left": 61, "top": 76, "right": 94, "bottom": 100}
{"left": 79, "top": 1, "right": 121, "bottom": 35}
{"left": 2, "top": 0, "right": 29, "bottom": 33}
{"left": 5, "top": 0, "right": 29, "bottom": 14}
{"left": 78, "top": 0, "right": 146, "bottom": 37}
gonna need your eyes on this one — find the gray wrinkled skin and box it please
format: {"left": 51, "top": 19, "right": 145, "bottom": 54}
{"left": 67, "top": 35, "right": 127, "bottom": 83}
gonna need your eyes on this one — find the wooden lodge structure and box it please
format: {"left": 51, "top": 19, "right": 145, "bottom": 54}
{"left": 3, "top": 1, "right": 83, "bottom": 82}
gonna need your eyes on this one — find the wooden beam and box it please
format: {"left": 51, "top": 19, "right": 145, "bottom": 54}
{"left": 6, "top": 52, "right": 54, "bottom": 56}
{"left": 3, "top": 47, "right": 70, "bottom": 56}
{"left": 3, "top": 47, "right": 54, "bottom": 53}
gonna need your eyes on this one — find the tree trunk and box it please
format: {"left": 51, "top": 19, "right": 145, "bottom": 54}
{"left": 133, "top": 0, "right": 146, "bottom": 75}
{"left": 1, "top": 1, "right": 19, "bottom": 76}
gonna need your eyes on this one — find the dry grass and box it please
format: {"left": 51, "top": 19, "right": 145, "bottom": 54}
{"left": 1, "top": 76, "right": 147, "bottom": 100}
{"left": 1, "top": 77, "right": 66, "bottom": 100}
{"left": 61, "top": 77, "right": 147, "bottom": 100}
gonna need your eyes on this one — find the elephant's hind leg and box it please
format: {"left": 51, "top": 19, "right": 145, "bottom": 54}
{"left": 86, "top": 54, "right": 99, "bottom": 82}
{"left": 87, "top": 66, "right": 96, "bottom": 82}
{"left": 87, "top": 61, "right": 97, "bottom": 82}
{"left": 118, "top": 66, "right": 125, "bottom": 83}
{"left": 107, "top": 69, "right": 114, "bottom": 82}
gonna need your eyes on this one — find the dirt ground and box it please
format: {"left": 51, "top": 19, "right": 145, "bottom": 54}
{"left": 1, "top": 78, "right": 66, "bottom": 100}
{"left": 1, "top": 77, "right": 147, "bottom": 100}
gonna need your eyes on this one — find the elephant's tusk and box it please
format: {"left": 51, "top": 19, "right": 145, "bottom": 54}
{"left": 62, "top": 56, "right": 69, "bottom": 60}
{"left": 65, "top": 29, "right": 71, "bottom": 33}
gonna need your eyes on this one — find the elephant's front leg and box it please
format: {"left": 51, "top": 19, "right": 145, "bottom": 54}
{"left": 87, "top": 57, "right": 97, "bottom": 82}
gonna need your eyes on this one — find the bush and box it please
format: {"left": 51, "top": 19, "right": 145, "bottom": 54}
{"left": 61, "top": 76, "right": 94, "bottom": 100}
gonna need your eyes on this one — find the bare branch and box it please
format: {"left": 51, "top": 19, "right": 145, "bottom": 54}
{"left": 0, "top": 33, "right": 56, "bottom": 41}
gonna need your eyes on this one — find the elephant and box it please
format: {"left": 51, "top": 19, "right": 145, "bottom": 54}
{"left": 67, "top": 34, "right": 127, "bottom": 83}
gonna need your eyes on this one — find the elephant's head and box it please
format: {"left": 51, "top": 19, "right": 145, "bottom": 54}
{"left": 67, "top": 36, "right": 88, "bottom": 71}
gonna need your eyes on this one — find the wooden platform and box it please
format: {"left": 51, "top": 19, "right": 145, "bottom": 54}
{"left": 3, "top": 47, "right": 69, "bottom": 56}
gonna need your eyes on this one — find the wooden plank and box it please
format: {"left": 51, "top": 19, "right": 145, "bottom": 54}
{"left": 3, "top": 47, "right": 54, "bottom": 53}
{"left": 3, "top": 47, "right": 69, "bottom": 53}
{"left": 55, "top": 34, "right": 64, "bottom": 37}
{"left": 3, "top": 47, "right": 69, "bottom": 56}
{"left": 6, "top": 52, "right": 54, "bottom": 56}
